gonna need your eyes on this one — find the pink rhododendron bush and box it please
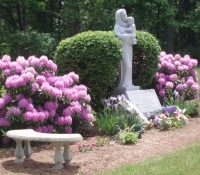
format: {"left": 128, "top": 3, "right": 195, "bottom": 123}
{"left": 155, "top": 51, "right": 199, "bottom": 102}
{"left": 0, "top": 55, "right": 94, "bottom": 146}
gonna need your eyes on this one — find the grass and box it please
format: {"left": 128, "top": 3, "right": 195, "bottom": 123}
{"left": 95, "top": 140, "right": 200, "bottom": 175}
{"left": 195, "top": 64, "right": 200, "bottom": 84}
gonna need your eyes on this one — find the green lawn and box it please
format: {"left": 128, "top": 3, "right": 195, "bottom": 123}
{"left": 95, "top": 140, "right": 200, "bottom": 175}
{"left": 196, "top": 65, "right": 200, "bottom": 84}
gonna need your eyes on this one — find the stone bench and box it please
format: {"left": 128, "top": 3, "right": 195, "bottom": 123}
{"left": 6, "top": 129, "right": 83, "bottom": 169}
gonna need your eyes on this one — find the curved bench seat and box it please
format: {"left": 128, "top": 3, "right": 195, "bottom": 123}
{"left": 7, "top": 129, "right": 83, "bottom": 142}
{"left": 6, "top": 129, "right": 83, "bottom": 169}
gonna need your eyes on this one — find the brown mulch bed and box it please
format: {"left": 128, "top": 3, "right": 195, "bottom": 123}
{"left": 1, "top": 117, "right": 200, "bottom": 175}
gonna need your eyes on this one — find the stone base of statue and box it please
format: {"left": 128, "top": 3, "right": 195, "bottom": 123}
{"left": 111, "top": 85, "right": 140, "bottom": 97}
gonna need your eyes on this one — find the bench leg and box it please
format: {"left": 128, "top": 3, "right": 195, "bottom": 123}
{"left": 63, "top": 142, "right": 72, "bottom": 165}
{"left": 14, "top": 139, "right": 24, "bottom": 163}
{"left": 24, "top": 141, "right": 32, "bottom": 160}
{"left": 52, "top": 142, "right": 64, "bottom": 169}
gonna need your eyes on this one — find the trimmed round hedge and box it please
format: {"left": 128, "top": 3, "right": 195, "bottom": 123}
{"left": 132, "top": 31, "right": 161, "bottom": 88}
{"left": 54, "top": 31, "right": 122, "bottom": 110}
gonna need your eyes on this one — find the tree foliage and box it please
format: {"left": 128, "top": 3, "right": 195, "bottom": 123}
{"left": 0, "top": 0, "right": 200, "bottom": 59}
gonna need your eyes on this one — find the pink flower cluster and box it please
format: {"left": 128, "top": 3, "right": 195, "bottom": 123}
{"left": 0, "top": 55, "right": 94, "bottom": 136}
{"left": 155, "top": 52, "right": 199, "bottom": 100}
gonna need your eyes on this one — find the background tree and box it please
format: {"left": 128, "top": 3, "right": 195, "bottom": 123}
{"left": 0, "top": 0, "right": 200, "bottom": 59}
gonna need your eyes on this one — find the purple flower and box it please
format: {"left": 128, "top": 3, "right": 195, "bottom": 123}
{"left": 160, "top": 51, "right": 167, "bottom": 57}
{"left": 174, "top": 54, "right": 181, "bottom": 59}
{"left": 24, "top": 111, "right": 33, "bottom": 121}
{"left": 62, "top": 107, "right": 73, "bottom": 116}
{"left": 186, "top": 79, "right": 194, "bottom": 86}
{"left": 49, "top": 109, "right": 56, "bottom": 117}
{"left": 2, "top": 55, "right": 11, "bottom": 62}
{"left": 162, "top": 106, "right": 177, "bottom": 114}
{"left": 44, "top": 101, "right": 58, "bottom": 111}
{"left": 182, "top": 65, "right": 189, "bottom": 71}
{"left": 65, "top": 126, "right": 72, "bottom": 133}
{"left": 84, "top": 95, "right": 91, "bottom": 102}
{"left": 166, "top": 62, "right": 175, "bottom": 72}
{"left": 177, "top": 66, "right": 183, "bottom": 71}
{"left": 47, "top": 125, "right": 54, "bottom": 132}
{"left": 4, "top": 69, "right": 11, "bottom": 76}
{"left": 16, "top": 94, "right": 24, "bottom": 101}
{"left": 18, "top": 98, "right": 29, "bottom": 108}
{"left": 174, "top": 61, "right": 181, "bottom": 67}
{"left": 49, "top": 87, "right": 62, "bottom": 98}
{"left": 0, "top": 109, "right": 7, "bottom": 117}
{"left": 32, "top": 82, "right": 39, "bottom": 92}
{"left": 166, "top": 81, "right": 174, "bottom": 88}
{"left": 11, "top": 106, "right": 21, "bottom": 116}
{"left": 0, "top": 98, "right": 5, "bottom": 108}
{"left": 54, "top": 80, "right": 64, "bottom": 89}
{"left": 46, "top": 60, "right": 57, "bottom": 71}
{"left": 176, "top": 84, "right": 184, "bottom": 91}
{"left": 38, "top": 111, "right": 46, "bottom": 121}
{"left": 169, "top": 74, "right": 178, "bottom": 81}
{"left": 2, "top": 136, "right": 11, "bottom": 144}
{"left": 42, "top": 126, "right": 48, "bottom": 133}
{"left": 154, "top": 116, "right": 162, "bottom": 126}
{"left": 0, "top": 118, "right": 11, "bottom": 126}
{"left": 41, "top": 82, "right": 51, "bottom": 92}
{"left": 64, "top": 116, "right": 72, "bottom": 125}
{"left": 3, "top": 93, "right": 12, "bottom": 104}
{"left": 39, "top": 56, "right": 48, "bottom": 66}
{"left": 21, "top": 72, "right": 34, "bottom": 82}
{"left": 24, "top": 67, "right": 37, "bottom": 75}
{"left": 36, "top": 75, "right": 46, "bottom": 85}
{"left": 190, "top": 69, "right": 197, "bottom": 77}
{"left": 16, "top": 56, "right": 28, "bottom": 67}
{"left": 68, "top": 72, "right": 79, "bottom": 82}
{"left": 158, "top": 78, "right": 165, "bottom": 85}
{"left": 156, "top": 85, "right": 161, "bottom": 92}
{"left": 159, "top": 89, "right": 166, "bottom": 97}
{"left": 190, "top": 59, "right": 198, "bottom": 67}
{"left": 26, "top": 103, "right": 34, "bottom": 111}
{"left": 191, "top": 83, "right": 199, "bottom": 91}
{"left": 155, "top": 72, "right": 159, "bottom": 78}
{"left": 35, "top": 126, "right": 43, "bottom": 132}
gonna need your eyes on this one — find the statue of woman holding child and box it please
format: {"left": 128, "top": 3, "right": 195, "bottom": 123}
{"left": 114, "top": 9, "right": 136, "bottom": 88}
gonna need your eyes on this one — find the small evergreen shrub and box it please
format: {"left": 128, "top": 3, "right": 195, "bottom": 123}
{"left": 54, "top": 31, "right": 122, "bottom": 110}
{"left": 132, "top": 31, "right": 161, "bottom": 88}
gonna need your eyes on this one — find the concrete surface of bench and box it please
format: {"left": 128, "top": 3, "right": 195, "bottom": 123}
{"left": 6, "top": 129, "right": 83, "bottom": 169}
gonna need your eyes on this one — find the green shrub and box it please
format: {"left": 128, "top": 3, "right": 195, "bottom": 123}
{"left": 132, "top": 31, "right": 161, "bottom": 88}
{"left": 119, "top": 131, "right": 138, "bottom": 144}
{"left": 54, "top": 31, "right": 122, "bottom": 110}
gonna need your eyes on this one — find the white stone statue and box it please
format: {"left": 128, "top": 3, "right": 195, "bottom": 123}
{"left": 124, "top": 17, "right": 137, "bottom": 45}
{"left": 114, "top": 9, "right": 136, "bottom": 88}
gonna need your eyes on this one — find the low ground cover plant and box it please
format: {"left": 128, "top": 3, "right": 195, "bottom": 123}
{"left": 119, "top": 131, "right": 138, "bottom": 144}
{"left": 0, "top": 55, "right": 94, "bottom": 147}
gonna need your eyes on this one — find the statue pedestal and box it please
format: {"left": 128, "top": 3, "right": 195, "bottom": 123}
{"left": 111, "top": 86, "right": 140, "bottom": 97}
